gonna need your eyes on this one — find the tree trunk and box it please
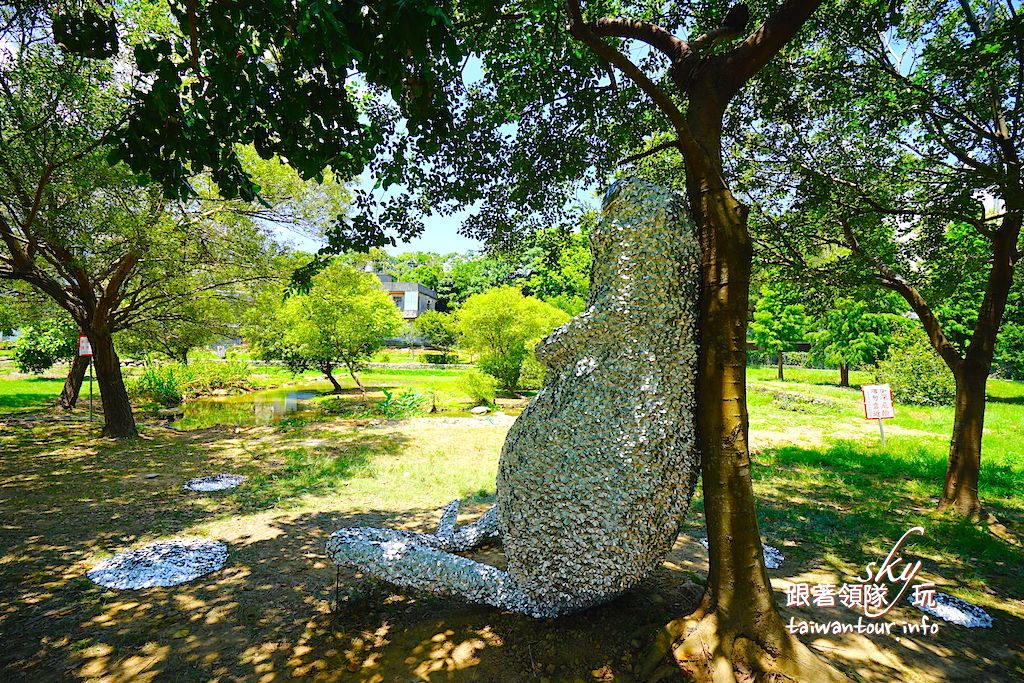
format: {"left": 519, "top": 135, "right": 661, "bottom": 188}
{"left": 346, "top": 361, "right": 367, "bottom": 398}
{"left": 839, "top": 363, "right": 849, "bottom": 387}
{"left": 322, "top": 363, "right": 343, "bottom": 393}
{"left": 937, "top": 367, "right": 987, "bottom": 517}
{"left": 58, "top": 353, "right": 88, "bottom": 410}
{"left": 777, "top": 351, "right": 785, "bottom": 381}
{"left": 89, "top": 330, "right": 138, "bottom": 438}
{"left": 642, "top": 111, "right": 848, "bottom": 682}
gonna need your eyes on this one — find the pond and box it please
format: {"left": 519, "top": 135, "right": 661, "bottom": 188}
{"left": 174, "top": 384, "right": 330, "bottom": 430}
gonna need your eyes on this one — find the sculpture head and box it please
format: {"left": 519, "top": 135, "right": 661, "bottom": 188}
{"left": 586, "top": 178, "right": 696, "bottom": 314}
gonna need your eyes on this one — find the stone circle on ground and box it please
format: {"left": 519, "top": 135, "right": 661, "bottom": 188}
{"left": 183, "top": 474, "right": 246, "bottom": 492}
{"left": 908, "top": 591, "right": 994, "bottom": 628}
{"left": 699, "top": 537, "right": 785, "bottom": 570}
{"left": 87, "top": 539, "right": 228, "bottom": 590}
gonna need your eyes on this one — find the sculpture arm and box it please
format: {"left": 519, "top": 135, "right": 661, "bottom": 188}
{"left": 534, "top": 308, "right": 605, "bottom": 369}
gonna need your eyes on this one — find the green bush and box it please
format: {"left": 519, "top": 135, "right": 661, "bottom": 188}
{"left": 375, "top": 388, "right": 425, "bottom": 418}
{"left": 12, "top": 320, "right": 76, "bottom": 373}
{"left": 419, "top": 352, "right": 459, "bottom": 364}
{"left": 458, "top": 369, "right": 497, "bottom": 405}
{"left": 186, "top": 360, "right": 251, "bottom": 394}
{"left": 129, "top": 364, "right": 186, "bottom": 407}
{"left": 478, "top": 348, "right": 527, "bottom": 390}
{"left": 517, "top": 349, "right": 547, "bottom": 389}
{"left": 874, "top": 332, "right": 956, "bottom": 406}
{"left": 128, "top": 360, "right": 252, "bottom": 407}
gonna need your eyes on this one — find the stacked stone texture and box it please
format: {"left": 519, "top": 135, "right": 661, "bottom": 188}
{"left": 327, "top": 178, "right": 700, "bottom": 618}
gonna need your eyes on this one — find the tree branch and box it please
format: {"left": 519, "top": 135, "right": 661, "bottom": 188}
{"left": 720, "top": 0, "right": 824, "bottom": 98}
{"left": 565, "top": 1, "right": 691, "bottom": 147}
{"left": 839, "top": 217, "right": 964, "bottom": 371}
{"left": 590, "top": 17, "right": 689, "bottom": 60}
{"left": 617, "top": 140, "right": 681, "bottom": 166}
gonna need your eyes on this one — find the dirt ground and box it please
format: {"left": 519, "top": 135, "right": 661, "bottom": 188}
{"left": 1, "top": 417, "right": 1022, "bottom": 682}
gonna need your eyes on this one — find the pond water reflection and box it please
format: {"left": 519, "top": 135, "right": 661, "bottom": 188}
{"left": 174, "top": 384, "right": 329, "bottom": 430}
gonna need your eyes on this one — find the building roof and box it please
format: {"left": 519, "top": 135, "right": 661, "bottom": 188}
{"left": 379, "top": 280, "right": 438, "bottom": 298}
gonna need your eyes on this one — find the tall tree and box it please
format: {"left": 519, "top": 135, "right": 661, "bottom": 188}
{"left": 749, "top": 283, "right": 809, "bottom": 380}
{"left": 742, "top": 0, "right": 1022, "bottom": 518}
{"left": 70, "top": 0, "right": 851, "bottom": 677}
{"left": 809, "top": 297, "right": 893, "bottom": 386}
{"left": 0, "top": 7, "right": 339, "bottom": 436}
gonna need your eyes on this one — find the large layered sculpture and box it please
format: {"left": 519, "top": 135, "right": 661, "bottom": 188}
{"left": 327, "top": 179, "right": 700, "bottom": 618}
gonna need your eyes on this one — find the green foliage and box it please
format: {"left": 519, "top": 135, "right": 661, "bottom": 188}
{"left": 94, "top": 0, "right": 462, "bottom": 246}
{"left": 375, "top": 388, "right": 425, "bottom": 418}
{"left": 875, "top": 330, "right": 956, "bottom": 406}
{"left": 517, "top": 347, "right": 547, "bottom": 390}
{"left": 809, "top": 298, "right": 894, "bottom": 370}
{"left": 458, "top": 369, "right": 497, "bottom": 405}
{"left": 128, "top": 360, "right": 252, "bottom": 407}
{"left": 456, "top": 286, "right": 568, "bottom": 391}
{"left": 413, "top": 310, "right": 459, "bottom": 351}
{"left": 129, "top": 364, "right": 187, "bottom": 407}
{"left": 12, "top": 319, "right": 76, "bottom": 374}
{"left": 516, "top": 226, "right": 592, "bottom": 314}
{"left": 749, "top": 284, "right": 809, "bottom": 357}
{"left": 245, "top": 263, "right": 403, "bottom": 385}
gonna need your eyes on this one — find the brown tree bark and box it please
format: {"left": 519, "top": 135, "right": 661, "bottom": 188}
{"left": 89, "top": 330, "right": 138, "bottom": 438}
{"left": 58, "top": 353, "right": 88, "bottom": 410}
{"left": 839, "top": 363, "right": 849, "bottom": 387}
{"left": 321, "top": 363, "right": 344, "bottom": 393}
{"left": 566, "top": 2, "right": 849, "bottom": 679}
{"left": 939, "top": 366, "right": 986, "bottom": 516}
{"left": 641, "top": 100, "right": 848, "bottom": 683}
{"left": 777, "top": 352, "right": 785, "bottom": 380}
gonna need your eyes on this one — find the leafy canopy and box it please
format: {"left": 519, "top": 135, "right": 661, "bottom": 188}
{"left": 749, "top": 283, "right": 809, "bottom": 355}
{"left": 246, "top": 263, "right": 403, "bottom": 380}
{"left": 457, "top": 285, "right": 567, "bottom": 389}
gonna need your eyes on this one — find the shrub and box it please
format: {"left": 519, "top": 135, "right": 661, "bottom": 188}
{"left": 12, "top": 320, "right": 76, "bottom": 373}
{"left": 457, "top": 286, "right": 568, "bottom": 390}
{"left": 874, "top": 332, "right": 956, "bottom": 406}
{"left": 517, "top": 348, "right": 547, "bottom": 389}
{"left": 458, "top": 369, "right": 497, "bottom": 405}
{"left": 478, "top": 348, "right": 528, "bottom": 390}
{"left": 128, "top": 360, "right": 252, "bottom": 407}
{"left": 129, "top": 364, "right": 186, "bottom": 407}
{"left": 420, "top": 352, "right": 459, "bottom": 364}
{"left": 375, "top": 388, "right": 425, "bottom": 418}
{"left": 186, "top": 360, "right": 251, "bottom": 394}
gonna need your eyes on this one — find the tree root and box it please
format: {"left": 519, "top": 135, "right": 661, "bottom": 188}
{"left": 639, "top": 610, "right": 853, "bottom": 682}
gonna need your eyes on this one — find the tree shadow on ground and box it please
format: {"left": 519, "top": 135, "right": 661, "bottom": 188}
{"left": 743, "top": 443, "right": 1024, "bottom": 681}
{"left": 2, "top": 424, "right": 1022, "bottom": 681}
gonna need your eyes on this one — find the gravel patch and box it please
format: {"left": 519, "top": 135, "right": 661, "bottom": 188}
{"left": 183, "top": 474, "right": 246, "bottom": 492}
{"left": 908, "top": 591, "right": 993, "bottom": 628}
{"left": 87, "top": 539, "right": 228, "bottom": 590}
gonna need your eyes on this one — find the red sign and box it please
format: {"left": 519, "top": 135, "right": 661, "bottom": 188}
{"left": 78, "top": 335, "right": 93, "bottom": 357}
{"left": 862, "top": 384, "right": 895, "bottom": 420}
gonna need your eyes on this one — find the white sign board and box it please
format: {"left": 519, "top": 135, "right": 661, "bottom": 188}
{"left": 862, "top": 384, "right": 895, "bottom": 420}
{"left": 78, "top": 335, "right": 93, "bottom": 357}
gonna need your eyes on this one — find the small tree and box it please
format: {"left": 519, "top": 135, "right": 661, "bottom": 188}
{"left": 749, "top": 284, "right": 809, "bottom": 380}
{"left": 809, "top": 298, "right": 892, "bottom": 387}
{"left": 413, "top": 310, "right": 460, "bottom": 361}
{"left": 12, "top": 319, "right": 76, "bottom": 374}
{"left": 247, "top": 263, "right": 402, "bottom": 395}
{"left": 457, "top": 286, "right": 568, "bottom": 391}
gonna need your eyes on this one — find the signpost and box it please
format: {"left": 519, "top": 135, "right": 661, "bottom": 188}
{"left": 861, "top": 383, "right": 895, "bottom": 447}
{"left": 78, "top": 335, "right": 93, "bottom": 421}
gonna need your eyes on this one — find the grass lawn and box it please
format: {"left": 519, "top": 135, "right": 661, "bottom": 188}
{"left": 0, "top": 365, "right": 1022, "bottom": 681}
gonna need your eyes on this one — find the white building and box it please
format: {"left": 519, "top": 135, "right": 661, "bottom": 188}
{"left": 376, "top": 273, "right": 438, "bottom": 319}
